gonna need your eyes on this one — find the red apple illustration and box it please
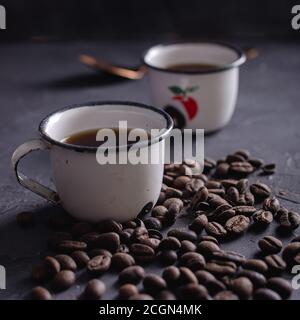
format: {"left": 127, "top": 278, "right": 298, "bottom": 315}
{"left": 168, "top": 85, "right": 199, "bottom": 120}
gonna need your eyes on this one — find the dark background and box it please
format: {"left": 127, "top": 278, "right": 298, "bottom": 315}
{"left": 1, "top": 0, "right": 300, "bottom": 41}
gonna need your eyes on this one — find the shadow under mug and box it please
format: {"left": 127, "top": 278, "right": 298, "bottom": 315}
{"left": 11, "top": 101, "right": 173, "bottom": 222}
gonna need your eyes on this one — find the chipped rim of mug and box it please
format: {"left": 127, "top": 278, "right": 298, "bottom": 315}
{"left": 39, "top": 101, "right": 174, "bottom": 153}
{"left": 142, "top": 41, "right": 246, "bottom": 75}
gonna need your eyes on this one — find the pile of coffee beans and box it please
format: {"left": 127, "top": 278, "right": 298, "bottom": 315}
{"left": 19, "top": 150, "right": 300, "bottom": 300}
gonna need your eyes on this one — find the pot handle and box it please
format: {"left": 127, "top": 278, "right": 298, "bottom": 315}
{"left": 11, "top": 139, "right": 60, "bottom": 204}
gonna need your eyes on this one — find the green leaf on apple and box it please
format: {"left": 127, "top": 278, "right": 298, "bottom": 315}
{"left": 186, "top": 86, "right": 199, "bottom": 93}
{"left": 168, "top": 86, "right": 184, "bottom": 95}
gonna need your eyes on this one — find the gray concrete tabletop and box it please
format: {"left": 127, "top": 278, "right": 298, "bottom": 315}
{"left": 0, "top": 39, "right": 299, "bottom": 300}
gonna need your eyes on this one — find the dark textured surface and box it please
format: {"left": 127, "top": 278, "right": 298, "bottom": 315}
{"left": 0, "top": 40, "right": 300, "bottom": 300}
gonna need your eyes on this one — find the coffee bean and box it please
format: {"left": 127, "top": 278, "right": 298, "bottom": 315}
{"left": 197, "top": 241, "right": 220, "bottom": 257}
{"left": 258, "top": 236, "right": 282, "bottom": 254}
{"left": 206, "top": 260, "right": 237, "bottom": 276}
{"left": 54, "top": 255, "right": 77, "bottom": 271}
{"left": 208, "top": 193, "right": 229, "bottom": 208}
{"left": 31, "top": 265, "right": 49, "bottom": 283}
{"left": 151, "top": 205, "right": 168, "bottom": 219}
{"left": 185, "top": 179, "right": 205, "bottom": 195}
{"left": 235, "top": 149, "right": 250, "bottom": 159}
{"left": 199, "top": 235, "right": 219, "bottom": 244}
{"left": 118, "top": 284, "right": 139, "bottom": 300}
{"left": 179, "top": 267, "right": 198, "bottom": 285}
{"left": 52, "top": 270, "right": 75, "bottom": 291}
{"left": 248, "top": 157, "right": 264, "bottom": 168}
{"left": 180, "top": 240, "right": 197, "bottom": 254}
{"left": 262, "top": 163, "right": 276, "bottom": 175}
{"left": 143, "top": 274, "right": 167, "bottom": 294}
{"left": 79, "top": 232, "right": 100, "bottom": 247}
{"left": 242, "top": 259, "right": 268, "bottom": 274}
{"left": 221, "top": 179, "right": 238, "bottom": 189}
{"left": 226, "top": 154, "right": 246, "bottom": 163}
{"left": 159, "top": 237, "right": 181, "bottom": 251}
{"left": 180, "top": 252, "right": 206, "bottom": 271}
{"left": 232, "top": 206, "right": 256, "bottom": 216}
{"left": 71, "top": 222, "right": 93, "bottom": 237}
{"left": 89, "top": 248, "right": 112, "bottom": 258}
{"left": 47, "top": 231, "right": 73, "bottom": 249}
{"left": 226, "top": 186, "right": 240, "bottom": 204}
{"left": 57, "top": 240, "right": 87, "bottom": 253}
{"left": 44, "top": 256, "right": 60, "bottom": 275}
{"left": 159, "top": 250, "right": 178, "bottom": 265}
{"left": 163, "top": 174, "right": 174, "bottom": 186}
{"left": 191, "top": 187, "right": 209, "bottom": 210}
{"left": 238, "top": 192, "right": 255, "bottom": 206}
{"left": 253, "top": 210, "right": 273, "bottom": 226}
{"left": 229, "top": 161, "right": 253, "bottom": 177}
{"left": 71, "top": 251, "right": 90, "bottom": 268}
{"left": 205, "top": 222, "right": 227, "bottom": 238}
{"left": 263, "top": 197, "right": 280, "bottom": 214}
{"left": 117, "top": 244, "right": 130, "bottom": 254}
{"left": 236, "top": 179, "right": 249, "bottom": 193}
{"left": 264, "top": 255, "right": 286, "bottom": 274}
{"left": 209, "top": 189, "right": 226, "bottom": 197}
{"left": 211, "top": 250, "right": 245, "bottom": 265}
{"left": 17, "top": 212, "right": 35, "bottom": 228}
{"left": 282, "top": 242, "right": 300, "bottom": 264}
{"left": 215, "top": 163, "right": 230, "bottom": 178}
{"left": 204, "top": 158, "right": 216, "bottom": 173}
{"left": 214, "top": 290, "right": 239, "bottom": 300}
{"left": 111, "top": 253, "right": 135, "bottom": 270}
{"left": 225, "top": 215, "right": 250, "bottom": 234}
{"left": 93, "top": 232, "right": 120, "bottom": 253}
{"left": 250, "top": 182, "right": 271, "bottom": 201}
{"left": 119, "top": 266, "right": 145, "bottom": 284}
{"left": 162, "top": 266, "right": 180, "bottom": 287}
{"left": 266, "top": 277, "right": 292, "bottom": 299}
{"left": 163, "top": 198, "right": 184, "bottom": 215}
{"left": 31, "top": 286, "right": 52, "bottom": 300}
{"left": 87, "top": 255, "right": 111, "bottom": 275}
{"left": 230, "top": 277, "right": 253, "bottom": 299}
{"left": 279, "top": 211, "right": 300, "bottom": 230}
{"left": 194, "top": 270, "right": 216, "bottom": 284}
{"left": 143, "top": 217, "right": 162, "bottom": 230}
{"left": 123, "top": 218, "right": 144, "bottom": 229}
{"left": 156, "top": 290, "right": 176, "bottom": 300}
{"left": 206, "top": 181, "right": 222, "bottom": 189}
{"left": 84, "top": 279, "right": 106, "bottom": 299}
{"left": 130, "top": 243, "right": 155, "bottom": 263}
{"left": 129, "top": 293, "right": 154, "bottom": 300}
{"left": 253, "top": 288, "right": 281, "bottom": 300}
{"left": 165, "top": 187, "right": 183, "bottom": 198}
{"left": 173, "top": 176, "right": 191, "bottom": 189}
{"left": 167, "top": 228, "right": 197, "bottom": 242}
{"left": 237, "top": 270, "right": 266, "bottom": 288}
{"left": 189, "top": 214, "right": 208, "bottom": 233}
{"left": 178, "top": 283, "right": 209, "bottom": 300}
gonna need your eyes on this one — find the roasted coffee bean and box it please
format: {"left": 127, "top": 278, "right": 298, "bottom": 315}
{"left": 17, "top": 211, "right": 35, "bottom": 228}
{"left": 57, "top": 240, "right": 87, "bottom": 253}
{"left": 163, "top": 198, "right": 184, "bottom": 213}
{"left": 214, "top": 290, "right": 239, "bottom": 300}
{"left": 211, "top": 206, "right": 235, "bottom": 223}
{"left": 54, "top": 255, "right": 77, "bottom": 271}
{"left": 248, "top": 157, "right": 264, "bottom": 168}
{"left": 119, "top": 284, "right": 139, "bottom": 300}
{"left": 294, "top": 253, "right": 300, "bottom": 265}
{"left": 235, "top": 149, "right": 250, "bottom": 160}
{"left": 274, "top": 206, "right": 288, "bottom": 221}
{"left": 111, "top": 253, "right": 135, "bottom": 270}
{"left": 87, "top": 255, "right": 111, "bottom": 275}
{"left": 194, "top": 270, "right": 216, "bottom": 284}
{"left": 236, "top": 179, "right": 249, "bottom": 193}
{"left": 143, "top": 217, "right": 162, "bottom": 231}
{"left": 156, "top": 290, "right": 176, "bottom": 300}
{"left": 162, "top": 266, "right": 180, "bottom": 287}
{"left": 136, "top": 237, "right": 160, "bottom": 250}
{"left": 226, "top": 154, "right": 246, "bottom": 164}
{"left": 151, "top": 205, "right": 168, "bottom": 219}
{"left": 225, "top": 215, "right": 250, "bottom": 234}
{"left": 129, "top": 293, "right": 154, "bottom": 300}
{"left": 253, "top": 210, "right": 273, "bottom": 226}
{"left": 120, "top": 230, "right": 133, "bottom": 245}
{"left": 84, "top": 279, "right": 106, "bottom": 299}
{"left": 143, "top": 274, "right": 167, "bottom": 294}
{"left": 31, "top": 265, "right": 49, "bottom": 283}
{"left": 266, "top": 277, "right": 292, "bottom": 299}
{"left": 163, "top": 174, "right": 174, "bottom": 186}
{"left": 71, "top": 222, "right": 93, "bottom": 237}
{"left": 167, "top": 228, "right": 197, "bottom": 242}
{"left": 180, "top": 240, "right": 197, "bottom": 254}
{"left": 264, "top": 255, "right": 286, "bottom": 273}
{"left": 132, "top": 227, "right": 148, "bottom": 241}
{"left": 197, "top": 241, "right": 220, "bottom": 257}
{"left": 31, "top": 286, "right": 52, "bottom": 300}
{"left": 70, "top": 251, "right": 90, "bottom": 268}
{"left": 159, "top": 237, "right": 181, "bottom": 251}
{"left": 208, "top": 189, "right": 226, "bottom": 197}
{"left": 205, "top": 222, "right": 227, "bottom": 238}
{"left": 232, "top": 206, "right": 256, "bottom": 216}
{"left": 199, "top": 235, "right": 219, "bottom": 244}
{"left": 52, "top": 270, "right": 75, "bottom": 291}
{"left": 123, "top": 218, "right": 144, "bottom": 229}
{"left": 47, "top": 231, "right": 73, "bottom": 249}
{"left": 262, "top": 163, "right": 276, "bottom": 175}
{"left": 178, "top": 283, "right": 209, "bottom": 300}
{"left": 204, "top": 158, "right": 216, "bottom": 173}
{"left": 191, "top": 187, "right": 209, "bottom": 210}
{"left": 180, "top": 252, "right": 206, "bottom": 271}
{"left": 250, "top": 182, "right": 271, "bottom": 201}
{"left": 178, "top": 267, "right": 198, "bottom": 285}
{"left": 215, "top": 163, "right": 230, "bottom": 178}
{"left": 211, "top": 250, "right": 245, "bottom": 265}
{"left": 44, "top": 256, "right": 60, "bottom": 275}
{"left": 221, "top": 179, "right": 238, "bottom": 189}
{"left": 206, "top": 260, "right": 237, "bottom": 276}
{"left": 263, "top": 197, "right": 280, "bottom": 214}
{"left": 119, "top": 265, "right": 145, "bottom": 285}
{"left": 117, "top": 244, "right": 130, "bottom": 254}
{"left": 148, "top": 229, "right": 163, "bottom": 240}
{"left": 237, "top": 270, "right": 266, "bottom": 288}
{"left": 130, "top": 243, "right": 155, "bottom": 263}
{"left": 230, "top": 277, "right": 253, "bottom": 299}
{"left": 229, "top": 161, "right": 253, "bottom": 177}
{"left": 242, "top": 259, "right": 268, "bottom": 274}
{"left": 173, "top": 176, "right": 191, "bottom": 189}
{"left": 97, "top": 219, "right": 122, "bottom": 234}
{"left": 189, "top": 215, "right": 208, "bottom": 233}
{"left": 206, "top": 181, "right": 222, "bottom": 189}
{"left": 279, "top": 211, "right": 300, "bottom": 230}
{"left": 226, "top": 186, "right": 240, "bottom": 204}
{"left": 79, "top": 232, "right": 100, "bottom": 247}
{"left": 158, "top": 250, "right": 178, "bottom": 265}
{"left": 207, "top": 193, "right": 229, "bottom": 208}
{"left": 282, "top": 242, "right": 300, "bottom": 264}
{"left": 93, "top": 232, "right": 120, "bottom": 253}
{"left": 238, "top": 192, "right": 255, "bottom": 206}
{"left": 165, "top": 187, "right": 183, "bottom": 198}
{"left": 185, "top": 179, "right": 205, "bottom": 195}
{"left": 258, "top": 236, "right": 282, "bottom": 254}
{"left": 89, "top": 248, "right": 112, "bottom": 258}
{"left": 253, "top": 288, "right": 281, "bottom": 300}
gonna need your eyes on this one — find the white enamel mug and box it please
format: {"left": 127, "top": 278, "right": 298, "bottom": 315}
{"left": 11, "top": 101, "right": 173, "bottom": 222}
{"left": 143, "top": 42, "right": 246, "bottom": 131}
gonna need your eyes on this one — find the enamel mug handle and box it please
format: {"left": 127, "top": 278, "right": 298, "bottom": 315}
{"left": 11, "top": 139, "right": 60, "bottom": 204}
